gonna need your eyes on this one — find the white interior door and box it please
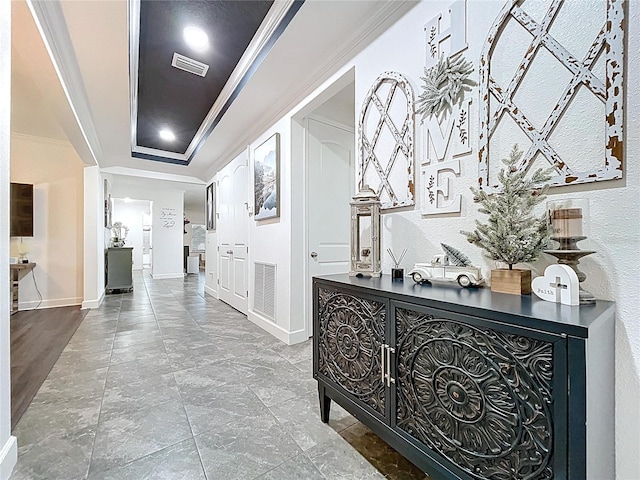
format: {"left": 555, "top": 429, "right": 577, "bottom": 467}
{"left": 218, "top": 153, "right": 249, "bottom": 314}
{"left": 306, "top": 117, "right": 354, "bottom": 334}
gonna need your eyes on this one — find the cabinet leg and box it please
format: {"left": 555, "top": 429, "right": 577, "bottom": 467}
{"left": 318, "top": 385, "right": 331, "bottom": 423}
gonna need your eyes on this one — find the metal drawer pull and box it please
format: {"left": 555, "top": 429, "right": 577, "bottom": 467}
{"left": 381, "top": 344, "right": 386, "bottom": 384}
{"left": 387, "top": 346, "right": 395, "bottom": 386}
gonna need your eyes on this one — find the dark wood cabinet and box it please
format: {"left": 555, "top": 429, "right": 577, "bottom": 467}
{"left": 313, "top": 274, "right": 614, "bottom": 480}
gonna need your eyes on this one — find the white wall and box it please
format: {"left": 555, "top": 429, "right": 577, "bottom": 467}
{"left": 0, "top": 2, "right": 17, "bottom": 476}
{"left": 247, "top": 120, "right": 294, "bottom": 340}
{"left": 211, "top": 0, "right": 639, "bottom": 477}
{"left": 349, "top": 1, "right": 639, "bottom": 478}
{"left": 10, "top": 134, "right": 85, "bottom": 309}
{"left": 110, "top": 182, "right": 185, "bottom": 280}
{"left": 112, "top": 198, "right": 150, "bottom": 270}
{"left": 82, "top": 166, "right": 105, "bottom": 309}
{"left": 150, "top": 191, "right": 184, "bottom": 278}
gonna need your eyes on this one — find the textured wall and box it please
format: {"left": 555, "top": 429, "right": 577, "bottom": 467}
{"left": 353, "top": 1, "right": 639, "bottom": 477}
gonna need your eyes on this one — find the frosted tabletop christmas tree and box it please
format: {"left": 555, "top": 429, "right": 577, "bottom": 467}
{"left": 461, "top": 145, "right": 552, "bottom": 295}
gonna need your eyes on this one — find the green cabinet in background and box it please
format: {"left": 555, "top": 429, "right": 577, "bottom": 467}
{"left": 106, "top": 247, "right": 133, "bottom": 293}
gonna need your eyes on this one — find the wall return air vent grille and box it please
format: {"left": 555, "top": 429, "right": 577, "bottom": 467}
{"left": 254, "top": 262, "right": 276, "bottom": 321}
{"left": 171, "top": 53, "right": 209, "bottom": 77}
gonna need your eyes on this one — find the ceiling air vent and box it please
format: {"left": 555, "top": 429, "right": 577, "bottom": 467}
{"left": 171, "top": 53, "right": 209, "bottom": 77}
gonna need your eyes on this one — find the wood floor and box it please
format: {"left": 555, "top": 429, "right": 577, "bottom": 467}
{"left": 10, "top": 306, "right": 87, "bottom": 430}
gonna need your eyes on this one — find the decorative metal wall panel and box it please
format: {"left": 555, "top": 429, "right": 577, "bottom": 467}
{"left": 358, "top": 72, "right": 415, "bottom": 210}
{"left": 478, "top": 0, "right": 625, "bottom": 191}
{"left": 317, "top": 288, "right": 386, "bottom": 415}
{"left": 395, "top": 307, "right": 554, "bottom": 479}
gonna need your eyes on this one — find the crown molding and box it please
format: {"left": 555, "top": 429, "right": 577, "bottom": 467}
{"left": 26, "top": 0, "right": 103, "bottom": 166}
{"left": 205, "top": 1, "right": 418, "bottom": 178}
{"left": 101, "top": 166, "right": 205, "bottom": 185}
{"left": 11, "top": 131, "right": 73, "bottom": 148}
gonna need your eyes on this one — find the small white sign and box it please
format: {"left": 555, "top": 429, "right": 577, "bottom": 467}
{"left": 532, "top": 265, "right": 579, "bottom": 306}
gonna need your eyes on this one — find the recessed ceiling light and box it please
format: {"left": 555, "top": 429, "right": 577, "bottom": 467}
{"left": 183, "top": 26, "right": 209, "bottom": 52}
{"left": 159, "top": 128, "right": 176, "bottom": 142}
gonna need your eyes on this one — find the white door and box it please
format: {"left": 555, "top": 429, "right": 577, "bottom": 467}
{"left": 306, "top": 118, "right": 354, "bottom": 335}
{"left": 218, "top": 153, "right": 249, "bottom": 314}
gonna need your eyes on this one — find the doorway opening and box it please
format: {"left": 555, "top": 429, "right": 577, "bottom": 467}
{"left": 293, "top": 68, "right": 356, "bottom": 338}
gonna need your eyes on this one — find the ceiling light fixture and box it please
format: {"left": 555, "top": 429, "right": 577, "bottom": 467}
{"left": 183, "top": 26, "right": 209, "bottom": 52}
{"left": 159, "top": 128, "right": 176, "bottom": 142}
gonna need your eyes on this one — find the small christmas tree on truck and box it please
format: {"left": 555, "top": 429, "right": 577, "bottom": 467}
{"left": 461, "top": 144, "right": 552, "bottom": 295}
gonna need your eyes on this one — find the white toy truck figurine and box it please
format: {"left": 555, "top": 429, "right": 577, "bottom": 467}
{"left": 408, "top": 252, "right": 484, "bottom": 288}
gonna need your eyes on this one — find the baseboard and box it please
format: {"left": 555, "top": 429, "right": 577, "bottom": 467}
{"left": 204, "top": 285, "right": 218, "bottom": 299}
{"left": 0, "top": 435, "right": 17, "bottom": 480}
{"left": 150, "top": 273, "right": 185, "bottom": 280}
{"left": 82, "top": 290, "right": 105, "bottom": 310}
{"left": 19, "top": 297, "right": 83, "bottom": 310}
{"left": 247, "top": 311, "right": 309, "bottom": 345}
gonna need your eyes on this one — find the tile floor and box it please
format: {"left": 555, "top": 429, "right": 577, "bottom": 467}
{"left": 10, "top": 271, "right": 428, "bottom": 480}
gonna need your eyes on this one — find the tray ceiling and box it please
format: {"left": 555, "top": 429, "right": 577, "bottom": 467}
{"left": 130, "top": 0, "right": 301, "bottom": 165}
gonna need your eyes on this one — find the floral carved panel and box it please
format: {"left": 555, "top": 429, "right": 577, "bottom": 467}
{"left": 395, "top": 307, "right": 555, "bottom": 479}
{"left": 317, "top": 288, "right": 386, "bottom": 415}
{"left": 478, "top": 0, "right": 625, "bottom": 191}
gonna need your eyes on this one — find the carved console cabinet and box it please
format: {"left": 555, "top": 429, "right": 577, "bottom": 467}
{"left": 313, "top": 274, "right": 614, "bottom": 480}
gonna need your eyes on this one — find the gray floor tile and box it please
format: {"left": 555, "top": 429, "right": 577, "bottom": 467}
{"left": 194, "top": 414, "right": 302, "bottom": 480}
{"left": 47, "top": 350, "right": 112, "bottom": 378}
{"left": 181, "top": 381, "right": 270, "bottom": 436}
{"left": 14, "top": 395, "right": 102, "bottom": 447}
{"left": 31, "top": 367, "right": 108, "bottom": 404}
{"left": 268, "top": 390, "right": 354, "bottom": 452}
{"left": 257, "top": 453, "right": 325, "bottom": 480}
{"left": 100, "top": 373, "right": 183, "bottom": 422}
{"left": 105, "top": 351, "right": 173, "bottom": 385}
{"left": 109, "top": 340, "right": 167, "bottom": 366}
{"left": 89, "top": 399, "right": 192, "bottom": 474}
{"left": 87, "top": 438, "right": 206, "bottom": 480}
{"left": 10, "top": 428, "right": 95, "bottom": 480}
{"left": 10, "top": 271, "right": 419, "bottom": 480}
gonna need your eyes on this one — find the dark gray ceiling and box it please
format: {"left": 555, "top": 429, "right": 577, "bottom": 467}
{"left": 133, "top": 0, "right": 298, "bottom": 163}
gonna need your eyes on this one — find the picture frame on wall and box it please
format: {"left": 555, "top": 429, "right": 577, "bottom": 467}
{"left": 253, "top": 133, "right": 280, "bottom": 221}
{"left": 206, "top": 182, "right": 216, "bottom": 230}
{"left": 103, "top": 178, "right": 112, "bottom": 228}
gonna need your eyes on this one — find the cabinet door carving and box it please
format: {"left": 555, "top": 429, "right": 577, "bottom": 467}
{"left": 317, "top": 287, "right": 386, "bottom": 416}
{"left": 395, "top": 306, "right": 555, "bottom": 480}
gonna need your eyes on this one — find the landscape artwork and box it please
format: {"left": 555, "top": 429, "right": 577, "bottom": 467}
{"left": 254, "top": 133, "right": 280, "bottom": 221}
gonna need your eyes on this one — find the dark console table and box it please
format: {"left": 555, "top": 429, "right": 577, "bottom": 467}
{"left": 313, "top": 274, "right": 614, "bottom": 480}
{"left": 10, "top": 262, "right": 36, "bottom": 314}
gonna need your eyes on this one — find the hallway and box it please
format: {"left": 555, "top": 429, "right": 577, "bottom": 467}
{"left": 10, "top": 271, "right": 427, "bottom": 479}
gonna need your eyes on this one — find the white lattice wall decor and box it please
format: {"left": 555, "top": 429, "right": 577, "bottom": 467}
{"left": 478, "top": 0, "right": 625, "bottom": 191}
{"left": 358, "top": 72, "right": 415, "bottom": 210}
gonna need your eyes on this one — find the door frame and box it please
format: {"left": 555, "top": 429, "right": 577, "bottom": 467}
{"left": 303, "top": 115, "right": 355, "bottom": 338}
{"left": 217, "top": 149, "right": 249, "bottom": 314}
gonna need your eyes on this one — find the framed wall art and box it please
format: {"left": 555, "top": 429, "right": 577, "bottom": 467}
{"left": 206, "top": 181, "right": 216, "bottom": 231}
{"left": 358, "top": 72, "right": 415, "bottom": 210}
{"left": 477, "top": 0, "right": 625, "bottom": 191}
{"left": 254, "top": 133, "right": 280, "bottom": 221}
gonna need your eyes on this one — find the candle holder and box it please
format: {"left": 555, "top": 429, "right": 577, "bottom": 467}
{"left": 545, "top": 199, "right": 596, "bottom": 305}
{"left": 349, "top": 186, "right": 381, "bottom": 277}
